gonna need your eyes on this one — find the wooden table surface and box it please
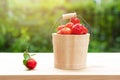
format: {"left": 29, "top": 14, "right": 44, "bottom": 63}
{"left": 0, "top": 53, "right": 120, "bottom": 80}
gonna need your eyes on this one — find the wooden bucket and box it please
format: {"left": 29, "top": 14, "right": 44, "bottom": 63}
{"left": 52, "top": 33, "right": 90, "bottom": 70}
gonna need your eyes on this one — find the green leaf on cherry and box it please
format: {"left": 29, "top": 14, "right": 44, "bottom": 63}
{"left": 23, "top": 49, "right": 30, "bottom": 60}
{"left": 23, "top": 60, "right": 27, "bottom": 66}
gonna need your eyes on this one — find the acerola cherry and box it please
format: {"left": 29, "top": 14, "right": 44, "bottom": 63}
{"left": 65, "top": 22, "right": 74, "bottom": 29}
{"left": 26, "top": 58, "right": 37, "bottom": 70}
{"left": 70, "top": 17, "right": 80, "bottom": 24}
{"left": 72, "top": 24, "right": 88, "bottom": 34}
{"left": 57, "top": 25, "right": 65, "bottom": 31}
{"left": 57, "top": 27, "right": 72, "bottom": 34}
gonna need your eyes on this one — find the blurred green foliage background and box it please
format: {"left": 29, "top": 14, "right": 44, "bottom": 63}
{"left": 0, "top": 0, "right": 120, "bottom": 52}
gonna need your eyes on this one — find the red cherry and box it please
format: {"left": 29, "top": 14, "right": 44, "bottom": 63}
{"left": 70, "top": 17, "right": 80, "bottom": 24}
{"left": 57, "top": 30, "right": 62, "bottom": 34}
{"left": 57, "top": 25, "right": 65, "bottom": 31}
{"left": 26, "top": 58, "right": 37, "bottom": 70}
{"left": 57, "top": 27, "right": 72, "bottom": 34}
{"left": 65, "top": 22, "right": 74, "bottom": 29}
{"left": 82, "top": 26, "right": 88, "bottom": 34}
{"left": 72, "top": 24, "right": 88, "bottom": 34}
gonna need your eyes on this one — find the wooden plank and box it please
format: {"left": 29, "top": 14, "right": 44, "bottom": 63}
{"left": 0, "top": 75, "right": 120, "bottom": 80}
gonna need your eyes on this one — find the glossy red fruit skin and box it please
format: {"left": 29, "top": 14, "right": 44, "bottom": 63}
{"left": 72, "top": 24, "right": 88, "bottom": 34}
{"left": 82, "top": 26, "right": 88, "bottom": 34}
{"left": 70, "top": 17, "right": 80, "bottom": 24}
{"left": 57, "top": 30, "right": 62, "bottom": 34}
{"left": 26, "top": 58, "right": 37, "bottom": 70}
{"left": 57, "top": 25, "right": 65, "bottom": 31}
{"left": 57, "top": 27, "right": 72, "bottom": 34}
{"left": 65, "top": 22, "right": 74, "bottom": 29}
